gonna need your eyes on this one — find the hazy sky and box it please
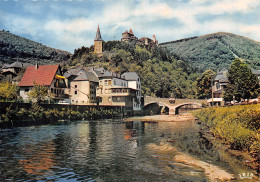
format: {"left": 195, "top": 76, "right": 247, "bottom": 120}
{"left": 0, "top": 0, "right": 259, "bottom": 53}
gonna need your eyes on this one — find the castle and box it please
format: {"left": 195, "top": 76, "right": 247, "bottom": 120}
{"left": 94, "top": 26, "right": 158, "bottom": 54}
{"left": 121, "top": 28, "right": 158, "bottom": 46}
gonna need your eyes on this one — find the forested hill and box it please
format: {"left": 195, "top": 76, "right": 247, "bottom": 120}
{"left": 69, "top": 41, "right": 198, "bottom": 98}
{"left": 160, "top": 32, "right": 260, "bottom": 72}
{"left": 0, "top": 30, "right": 71, "bottom": 66}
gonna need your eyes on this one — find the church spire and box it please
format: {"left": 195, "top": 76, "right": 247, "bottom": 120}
{"left": 94, "top": 25, "right": 102, "bottom": 41}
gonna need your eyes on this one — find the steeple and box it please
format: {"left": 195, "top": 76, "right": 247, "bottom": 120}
{"left": 94, "top": 25, "right": 102, "bottom": 41}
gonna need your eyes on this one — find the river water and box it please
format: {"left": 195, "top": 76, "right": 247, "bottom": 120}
{"left": 0, "top": 119, "right": 257, "bottom": 181}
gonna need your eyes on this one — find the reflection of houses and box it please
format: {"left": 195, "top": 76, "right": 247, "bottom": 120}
{"left": 70, "top": 70, "right": 99, "bottom": 105}
{"left": 0, "top": 61, "right": 31, "bottom": 83}
{"left": 121, "top": 28, "right": 158, "bottom": 46}
{"left": 18, "top": 64, "right": 67, "bottom": 102}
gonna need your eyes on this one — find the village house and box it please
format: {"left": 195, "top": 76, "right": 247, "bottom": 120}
{"left": 70, "top": 70, "right": 99, "bottom": 105}
{"left": 0, "top": 61, "right": 31, "bottom": 83}
{"left": 208, "top": 68, "right": 260, "bottom": 106}
{"left": 207, "top": 69, "right": 229, "bottom": 106}
{"left": 122, "top": 72, "right": 142, "bottom": 110}
{"left": 18, "top": 64, "right": 67, "bottom": 102}
{"left": 90, "top": 68, "right": 138, "bottom": 111}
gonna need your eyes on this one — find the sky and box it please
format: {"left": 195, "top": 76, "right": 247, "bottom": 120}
{"left": 0, "top": 0, "right": 260, "bottom": 53}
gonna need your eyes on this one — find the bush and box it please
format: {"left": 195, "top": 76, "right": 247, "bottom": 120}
{"left": 194, "top": 104, "right": 260, "bottom": 153}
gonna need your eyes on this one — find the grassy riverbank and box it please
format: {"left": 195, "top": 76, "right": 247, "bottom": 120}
{"left": 194, "top": 104, "right": 260, "bottom": 164}
{"left": 0, "top": 103, "right": 120, "bottom": 127}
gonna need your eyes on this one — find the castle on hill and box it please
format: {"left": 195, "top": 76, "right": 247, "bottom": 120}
{"left": 93, "top": 26, "right": 158, "bottom": 54}
{"left": 121, "top": 28, "right": 158, "bottom": 46}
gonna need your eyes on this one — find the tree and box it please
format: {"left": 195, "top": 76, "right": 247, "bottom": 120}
{"left": 196, "top": 70, "right": 216, "bottom": 99}
{"left": 28, "top": 82, "right": 48, "bottom": 103}
{"left": 223, "top": 59, "right": 259, "bottom": 102}
{"left": 0, "top": 82, "right": 19, "bottom": 101}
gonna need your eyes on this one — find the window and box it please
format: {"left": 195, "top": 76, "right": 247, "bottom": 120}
{"left": 114, "top": 80, "right": 116, "bottom": 85}
{"left": 75, "top": 91, "right": 77, "bottom": 95}
{"left": 105, "top": 80, "right": 108, "bottom": 85}
{"left": 25, "top": 89, "right": 29, "bottom": 92}
{"left": 75, "top": 85, "right": 77, "bottom": 88}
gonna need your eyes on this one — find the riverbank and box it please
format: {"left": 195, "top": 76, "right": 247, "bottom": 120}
{"left": 124, "top": 113, "right": 196, "bottom": 122}
{"left": 194, "top": 104, "right": 260, "bottom": 176}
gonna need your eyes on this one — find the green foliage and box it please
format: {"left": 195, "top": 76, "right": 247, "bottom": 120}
{"left": 27, "top": 82, "right": 48, "bottom": 103}
{"left": 223, "top": 59, "right": 259, "bottom": 102}
{"left": 194, "top": 104, "right": 260, "bottom": 153}
{"left": 0, "top": 104, "right": 120, "bottom": 123}
{"left": 196, "top": 70, "right": 216, "bottom": 99}
{"left": 0, "top": 30, "right": 71, "bottom": 65}
{"left": 162, "top": 32, "right": 260, "bottom": 72}
{"left": 0, "top": 82, "right": 19, "bottom": 101}
{"left": 70, "top": 41, "right": 197, "bottom": 98}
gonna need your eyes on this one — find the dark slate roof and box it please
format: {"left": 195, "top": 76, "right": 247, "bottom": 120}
{"left": 73, "top": 71, "right": 98, "bottom": 82}
{"left": 63, "top": 68, "right": 82, "bottom": 78}
{"left": 214, "top": 69, "right": 228, "bottom": 82}
{"left": 122, "top": 72, "right": 139, "bottom": 81}
{"left": 2, "top": 61, "right": 32, "bottom": 69}
{"left": 94, "top": 25, "right": 102, "bottom": 41}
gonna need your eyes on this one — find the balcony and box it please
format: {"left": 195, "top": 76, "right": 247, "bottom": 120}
{"left": 111, "top": 88, "right": 136, "bottom": 96}
{"left": 50, "top": 88, "right": 69, "bottom": 99}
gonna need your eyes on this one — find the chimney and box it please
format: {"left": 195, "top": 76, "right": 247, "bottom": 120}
{"left": 35, "top": 63, "right": 39, "bottom": 70}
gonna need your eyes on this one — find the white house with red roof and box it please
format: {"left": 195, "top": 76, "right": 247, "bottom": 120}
{"left": 18, "top": 64, "right": 67, "bottom": 102}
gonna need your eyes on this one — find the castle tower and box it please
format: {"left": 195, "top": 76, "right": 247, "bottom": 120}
{"left": 153, "top": 34, "right": 158, "bottom": 45}
{"left": 94, "top": 25, "right": 102, "bottom": 54}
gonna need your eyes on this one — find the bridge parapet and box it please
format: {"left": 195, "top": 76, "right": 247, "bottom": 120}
{"left": 144, "top": 96, "right": 206, "bottom": 107}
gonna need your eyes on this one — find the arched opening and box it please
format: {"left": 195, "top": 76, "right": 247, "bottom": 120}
{"left": 143, "top": 102, "right": 170, "bottom": 115}
{"left": 175, "top": 103, "right": 202, "bottom": 115}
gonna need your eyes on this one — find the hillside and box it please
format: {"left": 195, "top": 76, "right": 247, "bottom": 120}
{"left": 160, "top": 32, "right": 260, "bottom": 72}
{"left": 68, "top": 41, "right": 198, "bottom": 98}
{"left": 0, "top": 30, "right": 71, "bottom": 66}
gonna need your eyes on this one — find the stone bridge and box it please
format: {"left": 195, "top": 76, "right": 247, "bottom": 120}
{"left": 144, "top": 96, "right": 206, "bottom": 115}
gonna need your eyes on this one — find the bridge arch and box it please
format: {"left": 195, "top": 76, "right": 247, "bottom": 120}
{"left": 143, "top": 102, "right": 171, "bottom": 115}
{"left": 173, "top": 102, "right": 202, "bottom": 115}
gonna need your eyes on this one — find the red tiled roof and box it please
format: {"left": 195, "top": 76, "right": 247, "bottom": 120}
{"left": 18, "top": 65, "right": 59, "bottom": 87}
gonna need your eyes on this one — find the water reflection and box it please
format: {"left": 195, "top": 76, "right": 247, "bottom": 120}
{"left": 0, "top": 120, "right": 257, "bottom": 181}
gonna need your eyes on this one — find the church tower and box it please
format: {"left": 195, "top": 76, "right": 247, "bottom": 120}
{"left": 94, "top": 25, "right": 102, "bottom": 54}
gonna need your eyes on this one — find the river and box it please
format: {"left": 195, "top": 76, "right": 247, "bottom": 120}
{"left": 0, "top": 117, "right": 258, "bottom": 181}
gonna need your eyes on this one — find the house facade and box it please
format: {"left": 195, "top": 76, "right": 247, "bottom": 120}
{"left": 207, "top": 69, "right": 229, "bottom": 106}
{"left": 122, "top": 72, "right": 142, "bottom": 110}
{"left": 70, "top": 71, "right": 99, "bottom": 105}
{"left": 207, "top": 68, "right": 260, "bottom": 106}
{"left": 92, "top": 68, "right": 137, "bottom": 111}
{"left": 18, "top": 64, "right": 67, "bottom": 102}
{"left": 0, "top": 61, "right": 31, "bottom": 83}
